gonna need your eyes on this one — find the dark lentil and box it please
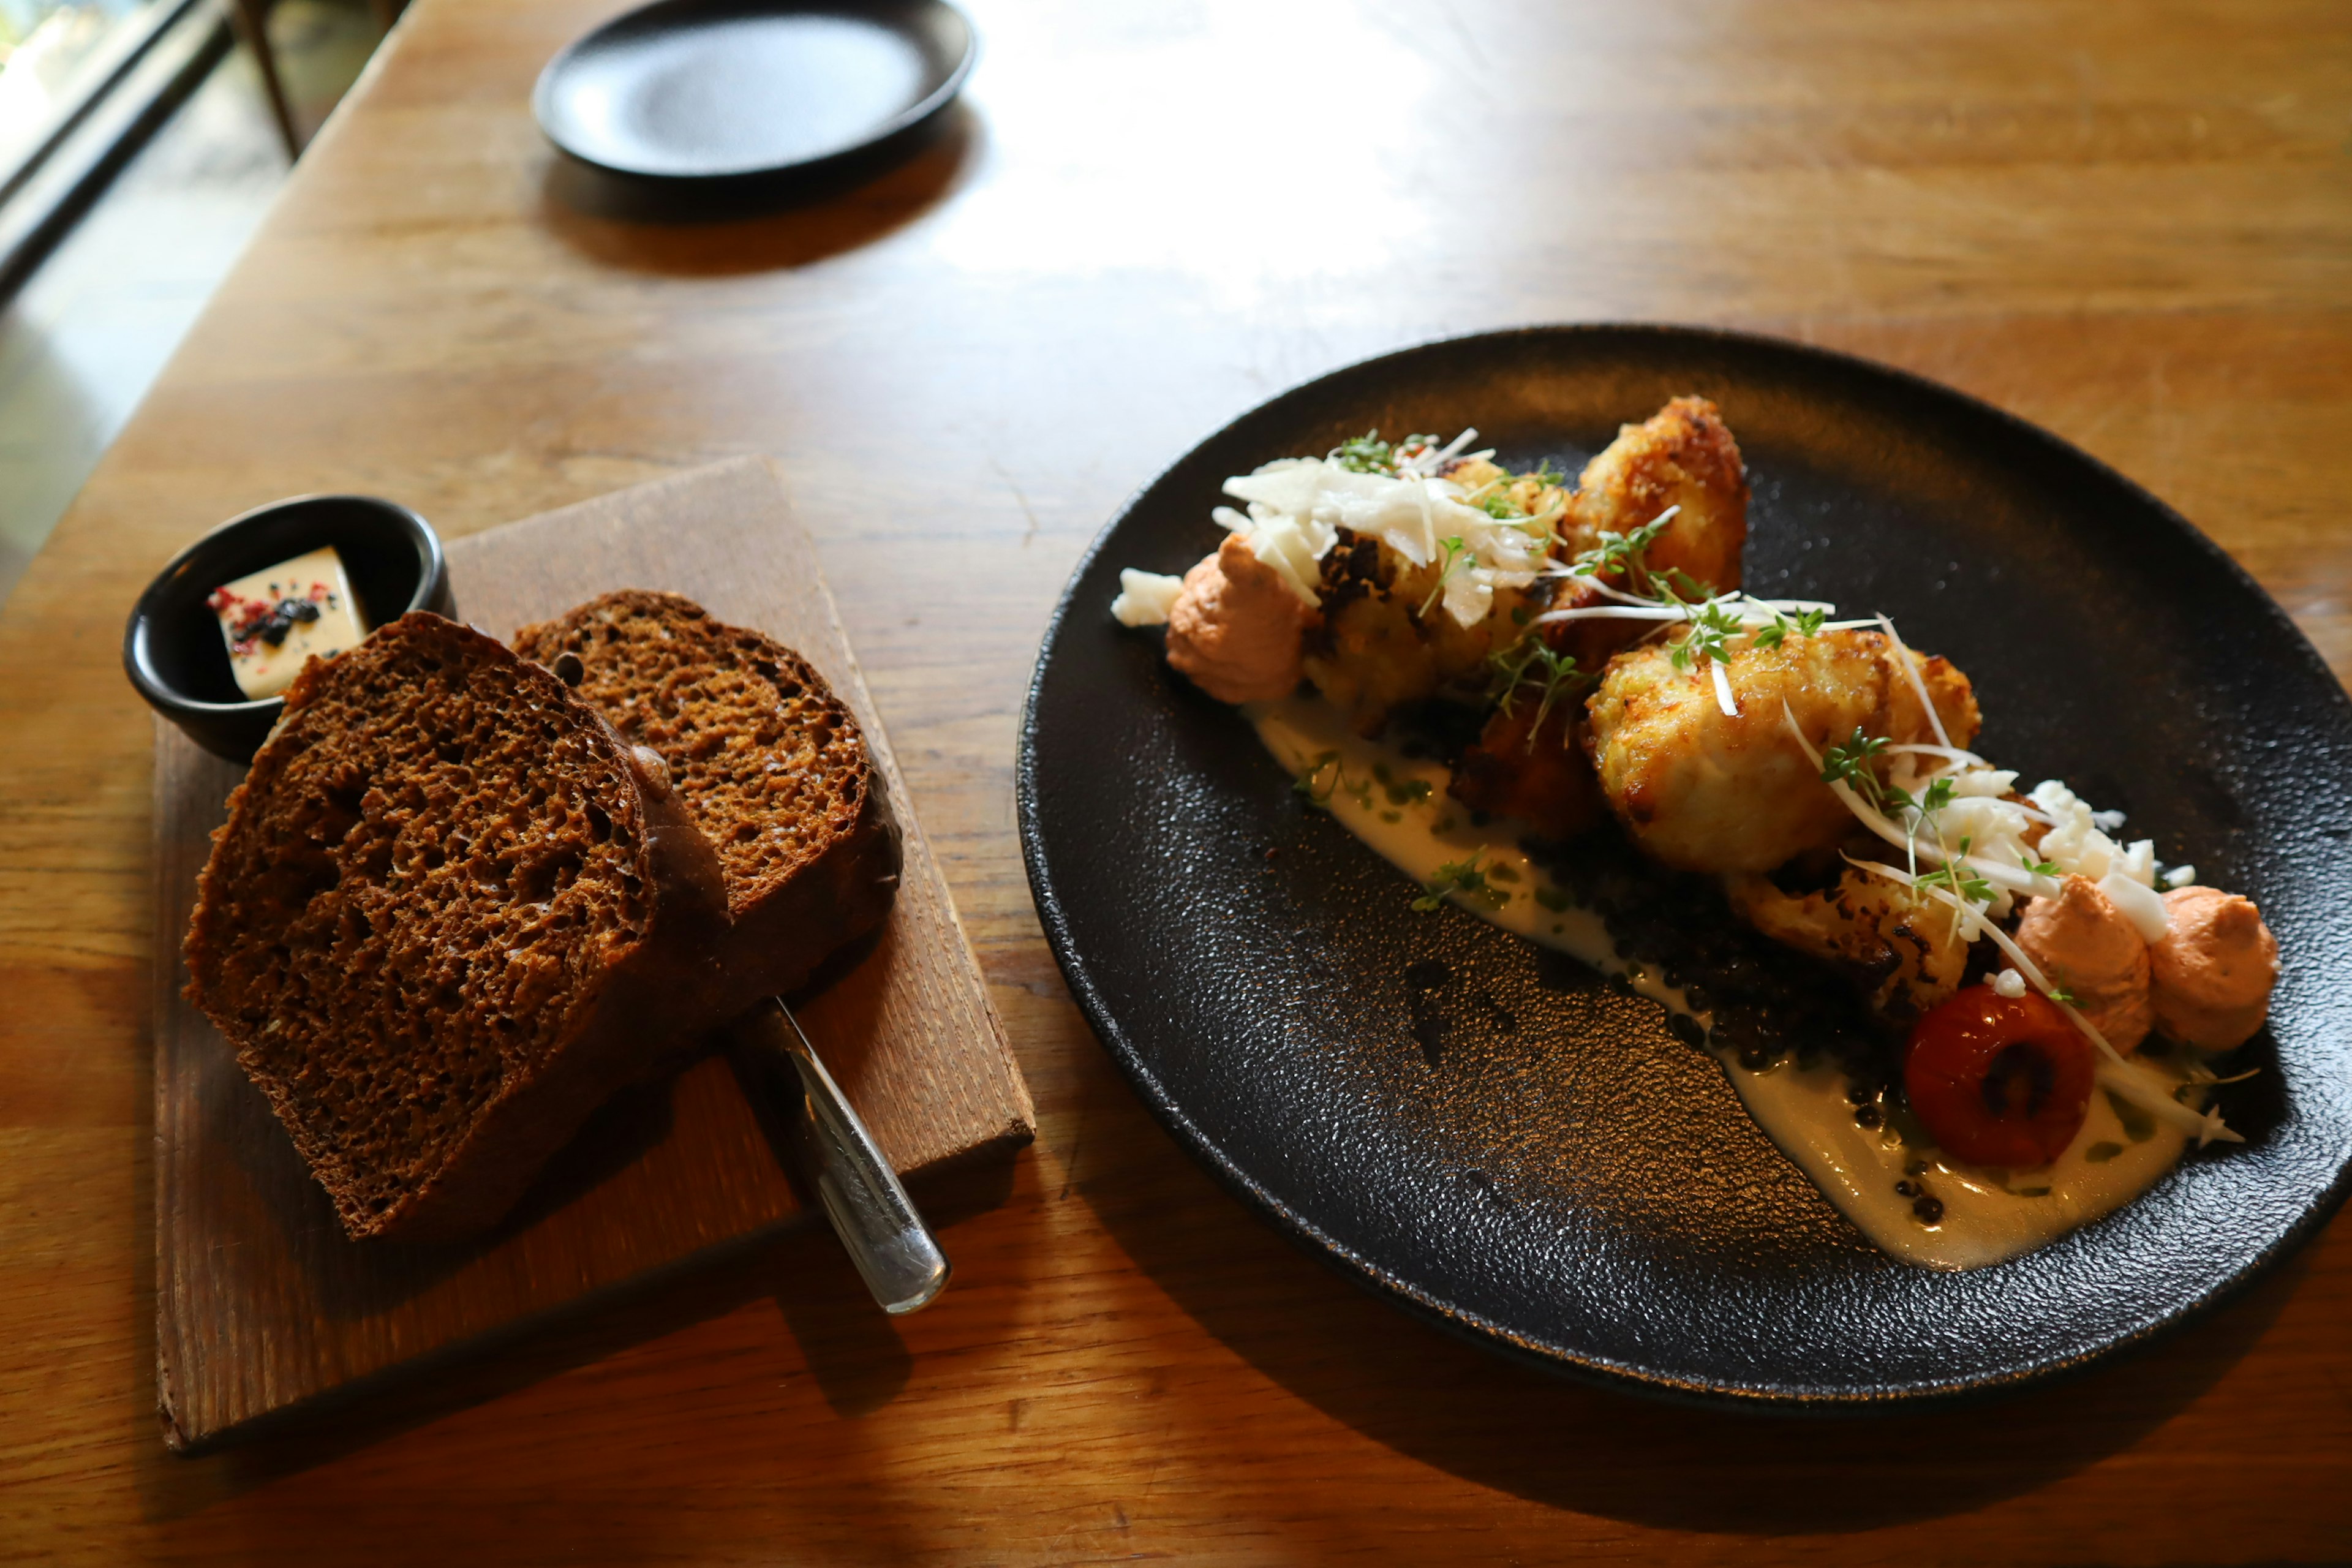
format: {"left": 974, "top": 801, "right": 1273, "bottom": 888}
{"left": 1912, "top": 1194, "right": 1945, "bottom": 1224}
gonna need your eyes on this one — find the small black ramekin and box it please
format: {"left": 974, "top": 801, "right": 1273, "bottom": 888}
{"left": 124, "top": 494, "right": 453, "bottom": 763}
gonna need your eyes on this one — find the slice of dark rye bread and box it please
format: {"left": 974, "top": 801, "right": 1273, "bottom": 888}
{"left": 184, "top": 612, "right": 733, "bottom": 1244}
{"left": 511, "top": 591, "right": 902, "bottom": 1011}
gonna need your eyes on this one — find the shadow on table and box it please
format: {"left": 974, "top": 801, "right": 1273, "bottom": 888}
{"left": 537, "top": 102, "right": 979, "bottom": 276}
{"left": 1068, "top": 1047, "right": 2309, "bottom": 1537}
{"left": 130, "top": 1152, "right": 1017, "bottom": 1523}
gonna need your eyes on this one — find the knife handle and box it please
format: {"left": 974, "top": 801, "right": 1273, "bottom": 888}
{"left": 735, "top": 998, "right": 951, "bottom": 1314}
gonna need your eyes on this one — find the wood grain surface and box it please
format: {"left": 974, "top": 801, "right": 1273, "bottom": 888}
{"left": 153, "top": 458, "right": 1031, "bottom": 1454}
{"left": 3, "top": 0, "right": 2350, "bottom": 1559}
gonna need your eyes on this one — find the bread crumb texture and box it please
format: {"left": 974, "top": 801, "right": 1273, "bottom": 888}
{"left": 185, "top": 614, "right": 657, "bottom": 1232}
{"left": 513, "top": 591, "right": 871, "bottom": 921}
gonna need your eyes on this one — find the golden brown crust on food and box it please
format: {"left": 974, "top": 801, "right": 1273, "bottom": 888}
{"left": 1561, "top": 395, "right": 1749, "bottom": 595}
{"left": 512, "top": 592, "right": 902, "bottom": 1014}
{"left": 1727, "top": 867, "right": 1969, "bottom": 1023}
{"left": 184, "top": 612, "right": 732, "bottom": 1243}
{"left": 1583, "top": 627, "right": 1981, "bottom": 873}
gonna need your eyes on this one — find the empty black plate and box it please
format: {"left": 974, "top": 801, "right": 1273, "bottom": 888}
{"left": 534, "top": 0, "right": 973, "bottom": 181}
{"left": 1017, "top": 325, "right": 2352, "bottom": 1406}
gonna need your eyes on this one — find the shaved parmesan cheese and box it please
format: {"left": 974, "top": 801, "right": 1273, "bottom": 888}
{"left": 2098, "top": 870, "right": 2173, "bottom": 941}
{"left": 1212, "top": 447, "right": 1548, "bottom": 627}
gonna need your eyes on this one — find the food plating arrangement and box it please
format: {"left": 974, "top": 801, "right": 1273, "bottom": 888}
{"left": 1112, "top": 398, "right": 2279, "bottom": 1269}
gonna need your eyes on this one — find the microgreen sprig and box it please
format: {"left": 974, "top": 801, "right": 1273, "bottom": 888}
{"left": 1420, "top": 535, "right": 1473, "bottom": 617}
{"left": 1330, "top": 430, "right": 1438, "bottom": 477}
{"left": 1413, "top": 850, "right": 1507, "bottom": 912}
{"left": 1485, "top": 638, "right": 1589, "bottom": 750}
{"left": 1915, "top": 857, "right": 1996, "bottom": 907}
{"left": 1329, "top": 431, "right": 1395, "bottom": 475}
{"left": 1570, "top": 514, "right": 1672, "bottom": 595}
{"left": 1751, "top": 606, "right": 1828, "bottom": 650}
{"left": 1667, "top": 596, "right": 1749, "bottom": 674}
{"left": 1819, "top": 728, "right": 1893, "bottom": 812}
{"left": 1293, "top": 750, "right": 1345, "bottom": 805}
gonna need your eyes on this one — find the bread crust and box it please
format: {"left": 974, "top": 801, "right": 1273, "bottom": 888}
{"left": 512, "top": 590, "right": 902, "bottom": 1017}
{"left": 184, "top": 613, "right": 732, "bottom": 1243}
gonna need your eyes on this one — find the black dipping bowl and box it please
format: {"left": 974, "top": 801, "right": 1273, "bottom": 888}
{"left": 124, "top": 494, "right": 451, "bottom": 763}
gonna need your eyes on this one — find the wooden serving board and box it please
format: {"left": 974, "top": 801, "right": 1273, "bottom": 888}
{"left": 151, "top": 459, "right": 1035, "bottom": 1453}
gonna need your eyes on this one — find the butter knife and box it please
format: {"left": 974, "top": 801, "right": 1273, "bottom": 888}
{"left": 733, "top": 998, "right": 951, "bottom": 1314}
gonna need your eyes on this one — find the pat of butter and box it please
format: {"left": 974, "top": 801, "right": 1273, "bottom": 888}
{"left": 207, "top": 545, "right": 368, "bottom": 699}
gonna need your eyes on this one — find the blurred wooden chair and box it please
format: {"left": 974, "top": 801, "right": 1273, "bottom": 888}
{"left": 227, "top": 0, "right": 409, "bottom": 158}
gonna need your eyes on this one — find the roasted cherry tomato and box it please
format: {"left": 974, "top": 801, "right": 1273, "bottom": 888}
{"left": 1903, "top": 986, "right": 2094, "bottom": 1167}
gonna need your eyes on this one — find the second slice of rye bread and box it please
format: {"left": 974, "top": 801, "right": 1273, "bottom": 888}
{"left": 513, "top": 591, "right": 903, "bottom": 1016}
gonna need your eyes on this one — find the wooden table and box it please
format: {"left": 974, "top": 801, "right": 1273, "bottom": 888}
{"left": 5, "top": 0, "right": 2348, "bottom": 1558}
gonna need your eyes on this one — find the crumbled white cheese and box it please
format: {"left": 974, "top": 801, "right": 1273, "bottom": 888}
{"left": 1992, "top": 968, "right": 2028, "bottom": 998}
{"left": 1882, "top": 756, "right": 2045, "bottom": 917}
{"left": 2163, "top": 864, "right": 2197, "bottom": 889}
{"left": 2030, "top": 779, "right": 2157, "bottom": 889}
{"left": 1111, "top": 569, "right": 1186, "bottom": 627}
{"left": 1948, "top": 767, "right": 2019, "bottom": 798}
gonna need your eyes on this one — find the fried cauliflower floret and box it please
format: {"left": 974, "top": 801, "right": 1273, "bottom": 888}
{"left": 1293, "top": 399, "right": 1741, "bottom": 736}
{"left": 1443, "top": 454, "right": 1570, "bottom": 527}
{"left": 1728, "top": 866, "right": 1970, "bottom": 1023}
{"left": 1563, "top": 396, "right": 1748, "bottom": 596}
{"left": 1301, "top": 530, "right": 1534, "bottom": 734}
{"left": 1583, "top": 628, "right": 1981, "bottom": 873}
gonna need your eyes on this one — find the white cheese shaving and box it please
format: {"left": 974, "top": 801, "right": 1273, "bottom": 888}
{"left": 1876, "top": 613, "right": 1952, "bottom": 750}
{"left": 1111, "top": 569, "right": 1186, "bottom": 627}
{"left": 1213, "top": 448, "right": 1548, "bottom": 627}
{"left": 2098, "top": 870, "right": 2173, "bottom": 941}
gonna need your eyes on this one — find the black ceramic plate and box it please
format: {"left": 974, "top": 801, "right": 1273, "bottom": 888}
{"left": 533, "top": 0, "right": 973, "bottom": 182}
{"left": 1018, "top": 325, "right": 2352, "bottom": 1406}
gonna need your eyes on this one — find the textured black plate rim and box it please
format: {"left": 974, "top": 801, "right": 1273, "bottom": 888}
{"left": 1016, "top": 322, "right": 2352, "bottom": 1410}
{"left": 531, "top": 0, "right": 977, "bottom": 183}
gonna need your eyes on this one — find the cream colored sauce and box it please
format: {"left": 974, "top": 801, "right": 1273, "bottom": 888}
{"left": 1250, "top": 695, "right": 2197, "bottom": 1270}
